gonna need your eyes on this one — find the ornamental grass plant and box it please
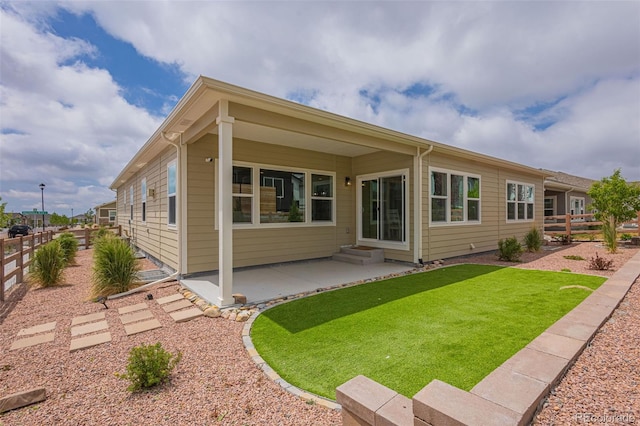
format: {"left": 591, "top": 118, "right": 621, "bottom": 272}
{"left": 91, "top": 234, "right": 140, "bottom": 298}
{"left": 57, "top": 232, "right": 79, "bottom": 265}
{"left": 29, "top": 240, "right": 66, "bottom": 288}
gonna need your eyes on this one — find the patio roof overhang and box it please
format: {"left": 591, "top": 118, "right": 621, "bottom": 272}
{"left": 111, "top": 76, "right": 547, "bottom": 189}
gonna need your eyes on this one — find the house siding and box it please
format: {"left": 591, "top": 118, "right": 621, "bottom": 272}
{"left": 423, "top": 152, "right": 544, "bottom": 261}
{"left": 184, "top": 134, "right": 356, "bottom": 273}
{"left": 115, "top": 147, "right": 179, "bottom": 271}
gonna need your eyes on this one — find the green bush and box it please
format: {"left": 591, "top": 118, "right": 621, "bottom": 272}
{"left": 30, "top": 240, "right": 66, "bottom": 288}
{"left": 92, "top": 235, "right": 140, "bottom": 297}
{"left": 523, "top": 227, "right": 543, "bottom": 252}
{"left": 57, "top": 232, "right": 79, "bottom": 265}
{"left": 497, "top": 236, "right": 523, "bottom": 262}
{"left": 116, "top": 343, "right": 182, "bottom": 392}
{"left": 621, "top": 233, "right": 632, "bottom": 241}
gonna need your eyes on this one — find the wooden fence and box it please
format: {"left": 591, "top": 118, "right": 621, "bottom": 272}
{"left": 1, "top": 226, "right": 121, "bottom": 302}
{"left": 544, "top": 212, "right": 640, "bottom": 238}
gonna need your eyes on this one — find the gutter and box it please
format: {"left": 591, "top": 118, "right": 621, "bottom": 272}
{"left": 161, "top": 132, "right": 185, "bottom": 278}
{"left": 414, "top": 145, "right": 434, "bottom": 265}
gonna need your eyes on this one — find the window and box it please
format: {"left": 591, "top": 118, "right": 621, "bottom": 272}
{"left": 233, "top": 166, "right": 253, "bottom": 224}
{"left": 430, "top": 168, "right": 481, "bottom": 224}
{"left": 167, "top": 161, "right": 177, "bottom": 226}
{"left": 570, "top": 196, "right": 585, "bottom": 220}
{"left": 228, "top": 163, "right": 335, "bottom": 227}
{"left": 109, "top": 210, "right": 116, "bottom": 222}
{"left": 507, "top": 181, "right": 534, "bottom": 221}
{"left": 141, "top": 178, "right": 147, "bottom": 222}
{"left": 311, "top": 174, "right": 333, "bottom": 221}
{"left": 544, "top": 196, "right": 556, "bottom": 218}
{"left": 260, "top": 169, "right": 305, "bottom": 223}
{"left": 129, "top": 186, "right": 134, "bottom": 221}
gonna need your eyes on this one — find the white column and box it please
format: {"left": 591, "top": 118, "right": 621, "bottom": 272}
{"left": 217, "top": 100, "right": 235, "bottom": 306}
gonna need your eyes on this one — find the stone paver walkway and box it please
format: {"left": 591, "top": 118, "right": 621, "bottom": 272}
{"left": 8, "top": 293, "right": 201, "bottom": 352}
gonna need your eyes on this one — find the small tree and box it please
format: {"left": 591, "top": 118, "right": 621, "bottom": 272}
{"left": 588, "top": 169, "right": 640, "bottom": 253}
{"left": 0, "top": 197, "right": 10, "bottom": 228}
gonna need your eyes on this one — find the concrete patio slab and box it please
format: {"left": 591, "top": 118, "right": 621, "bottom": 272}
{"left": 156, "top": 293, "right": 184, "bottom": 305}
{"left": 124, "top": 318, "right": 162, "bottom": 335}
{"left": 169, "top": 307, "right": 203, "bottom": 323}
{"left": 161, "top": 298, "right": 192, "bottom": 312}
{"left": 71, "top": 320, "right": 108, "bottom": 337}
{"left": 118, "top": 302, "right": 148, "bottom": 315}
{"left": 71, "top": 312, "right": 105, "bottom": 326}
{"left": 17, "top": 321, "right": 56, "bottom": 336}
{"left": 182, "top": 259, "right": 415, "bottom": 305}
{"left": 471, "top": 366, "right": 548, "bottom": 419}
{"left": 10, "top": 332, "right": 56, "bottom": 350}
{"left": 69, "top": 332, "right": 111, "bottom": 352}
{"left": 120, "top": 309, "right": 154, "bottom": 325}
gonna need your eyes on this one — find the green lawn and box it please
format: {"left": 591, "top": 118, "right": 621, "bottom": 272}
{"left": 250, "top": 265, "right": 605, "bottom": 399}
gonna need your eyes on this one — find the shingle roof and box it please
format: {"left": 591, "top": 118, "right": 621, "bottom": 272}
{"left": 542, "top": 169, "right": 596, "bottom": 191}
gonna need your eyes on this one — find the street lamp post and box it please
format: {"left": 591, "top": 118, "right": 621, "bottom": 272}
{"left": 71, "top": 208, "right": 74, "bottom": 226}
{"left": 39, "top": 183, "right": 45, "bottom": 232}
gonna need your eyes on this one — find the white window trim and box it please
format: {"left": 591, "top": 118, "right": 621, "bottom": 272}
{"left": 356, "top": 169, "right": 410, "bottom": 251}
{"left": 129, "top": 185, "right": 134, "bottom": 221}
{"left": 428, "top": 167, "right": 482, "bottom": 226}
{"left": 216, "top": 160, "right": 337, "bottom": 230}
{"left": 569, "top": 196, "right": 586, "bottom": 221}
{"left": 544, "top": 195, "right": 557, "bottom": 220}
{"left": 506, "top": 180, "right": 535, "bottom": 222}
{"left": 141, "top": 178, "right": 147, "bottom": 223}
{"left": 167, "top": 160, "right": 177, "bottom": 228}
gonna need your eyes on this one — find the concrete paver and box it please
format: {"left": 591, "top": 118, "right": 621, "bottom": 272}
{"left": 124, "top": 318, "right": 162, "bottom": 335}
{"left": 17, "top": 321, "right": 56, "bottom": 336}
{"left": 71, "top": 312, "right": 105, "bottom": 326}
{"left": 156, "top": 293, "right": 184, "bottom": 305}
{"left": 71, "top": 320, "right": 109, "bottom": 337}
{"left": 118, "top": 302, "right": 148, "bottom": 315}
{"left": 170, "top": 307, "right": 203, "bottom": 322}
{"left": 10, "top": 332, "right": 56, "bottom": 350}
{"left": 120, "top": 309, "right": 154, "bottom": 325}
{"left": 69, "top": 332, "right": 112, "bottom": 352}
{"left": 162, "top": 298, "right": 192, "bottom": 312}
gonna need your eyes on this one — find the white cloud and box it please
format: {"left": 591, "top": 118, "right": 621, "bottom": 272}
{"left": 0, "top": 6, "right": 161, "bottom": 214}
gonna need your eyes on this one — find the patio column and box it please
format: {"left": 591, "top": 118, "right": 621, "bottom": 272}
{"left": 217, "top": 100, "right": 235, "bottom": 306}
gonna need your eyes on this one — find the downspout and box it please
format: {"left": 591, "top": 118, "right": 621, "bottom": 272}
{"left": 414, "top": 144, "right": 433, "bottom": 265}
{"left": 161, "top": 132, "right": 184, "bottom": 278}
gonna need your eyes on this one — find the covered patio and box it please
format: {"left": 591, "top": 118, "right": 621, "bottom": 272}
{"left": 180, "top": 259, "right": 415, "bottom": 305}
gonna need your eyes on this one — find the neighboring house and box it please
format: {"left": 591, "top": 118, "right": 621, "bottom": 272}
{"left": 542, "top": 170, "right": 596, "bottom": 223}
{"left": 111, "top": 77, "right": 547, "bottom": 306}
{"left": 94, "top": 201, "right": 117, "bottom": 226}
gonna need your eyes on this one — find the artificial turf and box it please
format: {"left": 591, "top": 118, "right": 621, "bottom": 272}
{"left": 250, "top": 264, "right": 605, "bottom": 399}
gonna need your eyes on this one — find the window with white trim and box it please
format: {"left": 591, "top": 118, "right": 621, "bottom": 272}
{"left": 507, "top": 181, "right": 534, "bottom": 221}
{"left": 232, "top": 166, "right": 253, "bottom": 223}
{"left": 167, "top": 161, "right": 177, "bottom": 226}
{"left": 129, "top": 186, "right": 134, "bottom": 221}
{"left": 430, "top": 168, "right": 481, "bottom": 224}
{"left": 230, "top": 163, "right": 335, "bottom": 226}
{"left": 544, "top": 196, "right": 556, "bottom": 218}
{"left": 141, "top": 178, "right": 147, "bottom": 223}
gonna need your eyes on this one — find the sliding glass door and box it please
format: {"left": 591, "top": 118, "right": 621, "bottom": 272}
{"left": 359, "top": 173, "right": 406, "bottom": 244}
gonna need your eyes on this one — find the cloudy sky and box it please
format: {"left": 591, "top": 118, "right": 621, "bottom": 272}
{"left": 1, "top": 1, "right": 639, "bottom": 217}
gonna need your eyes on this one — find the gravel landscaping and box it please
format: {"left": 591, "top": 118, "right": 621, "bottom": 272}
{"left": 0, "top": 241, "right": 638, "bottom": 425}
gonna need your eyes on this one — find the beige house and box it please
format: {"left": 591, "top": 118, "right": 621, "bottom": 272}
{"left": 94, "top": 201, "right": 117, "bottom": 226}
{"left": 111, "top": 77, "right": 547, "bottom": 306}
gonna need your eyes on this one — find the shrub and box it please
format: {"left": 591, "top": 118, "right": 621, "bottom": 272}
{"left": 621, "top": 233, "right": 632, "bottom": 241}
{"left": 563, "top": 255, "right": 585, "bottom": 261}
{"left": 116, "top": 343, "right": 182, "bottom": 392}
{"left": 497, "top": 237, "right": 523, "bottom": 262}
{"left": 92, "top": 235, "right": 140, "bottom": 297}
{"left": 57, "top": 232, "right": 79, "bottom": 265}
{"left": 523, "top": 227, "right": 543, "bottom": 252}
{"left": 30, "top": 240, "right": 66, "bottom": 288}
{"left": 588, "top": 253, "right": 614, "bottom": 271}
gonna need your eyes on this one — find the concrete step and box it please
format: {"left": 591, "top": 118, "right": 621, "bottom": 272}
{"left": 332, "top": 246, "right": 385, "bottom": 265}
